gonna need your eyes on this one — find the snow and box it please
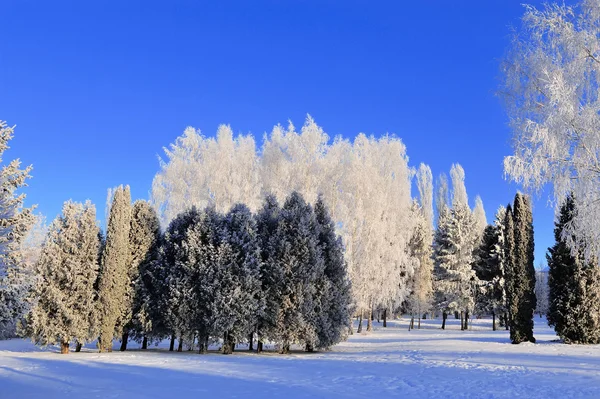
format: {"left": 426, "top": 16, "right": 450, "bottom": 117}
{"left": 2, "top": 317, "right": 600, "bottom": 398}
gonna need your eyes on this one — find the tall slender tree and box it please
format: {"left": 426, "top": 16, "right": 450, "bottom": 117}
{"left": 26, "top": 201, "right": 100, "bottom": 353}
{"left": 97, "top": 185, "right": 132, "bottom": 352}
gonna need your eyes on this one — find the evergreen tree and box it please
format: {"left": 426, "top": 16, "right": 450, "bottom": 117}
{"left": 215, "top": 204, "right": 263, "bottom": 354}
{"left": 123, "top": 200, "right": 161, "bottom": 350}
{"left": 97, "top": 185, "right": 132, "bottom": 352}
{"left": 547, "top": 195, "right": 600, "bottom": 344}
{"left": 26, "top": 201, "right": 100, "bottom": 353}
{"left": 473, "top": 208, "right": 506, "bottom": 330}
{"left": 270, "top": 192, "right": 323, "bottom": 353}
{"left": 313, "top": 195, "right": 352, "bottom": 349}
{"left": 0, "top": 121, "right": 35, "bottom": 338}
{"left": 506, "top": 193, "right": 536, "bottom": 344}
{"left": 254, "top": 194, "right": 283, "bottom": 352}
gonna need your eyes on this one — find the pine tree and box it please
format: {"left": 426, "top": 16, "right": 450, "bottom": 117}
{"left": 26, "top": 201, "right": 100, "bottom": 353}
{"left": 254, "top": 194, "right": 283, "bottom": 352}
{"left": 0, "top": 121, "right": 35, "bottom": 338}
{"left": 97, "top": 185, "right": 132, "bottom": 352}
{"left": 215, "top": 203, "right": 263, "bottom": 354}
{"left": 123, "top": 200, "right": 161, "bottom": 350}
{"left": 506, "top": 193, "right": 536, "bottom": 344}
{"left": 270, "top": 192, "right": 323, "bottom": 353}
{"left": 313, "top": 195, "right": 351, "bottom": 349}
{"left": 547, "top": 195, "right": 600, "bottom": 344}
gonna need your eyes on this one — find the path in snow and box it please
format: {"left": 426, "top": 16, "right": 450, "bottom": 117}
{"left": 1, "top": 317, "right": 599, "bottom": 398}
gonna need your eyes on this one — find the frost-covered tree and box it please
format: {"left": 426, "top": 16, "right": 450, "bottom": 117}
{"left": 313, "top": 195, "right": 352, "bottom": 348}
{"left": 26, "top": 201, "right": 100, "bottom": 353}
{"left": 152, "top": 125, "right": 261, "bottom": 225}
{"left": 0, "top": 121, "right": 35, "bottom": 338}
{"left": 547, "top": 195, "right": 600, "bottom": 344}
{"left": 433, "top": 164, "right": 479, "bottom": 330}
{"left": 501, "top": 1, "right": 600, "bottom": 259}
{"left": 534, "top": 267, "right": 549, "bottom": 317}
{"left": 215, "top": 204, "right": 263, "bottom": 354}
{"left": 269, "top": 192, "right": 323, "bottom": 353}
{"left": 97, "top": 185, "right": 132, "bottom": 352}
{"left": 254, "top": 194, "right": 283, "bottom": 351}
{"left": 121, "top": 200, "right": 161, "bottom": 350}
{"left": 472, "top": 196, "right": 487, "bottom": 237}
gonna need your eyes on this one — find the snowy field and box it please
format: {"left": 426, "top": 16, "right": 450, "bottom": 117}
{"left": 1, "top": 317, "right": 600, "bottom": 399}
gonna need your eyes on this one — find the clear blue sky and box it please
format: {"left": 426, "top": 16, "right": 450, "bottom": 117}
{"left": 1, "top": 1, "right": 558, "bottom": 265}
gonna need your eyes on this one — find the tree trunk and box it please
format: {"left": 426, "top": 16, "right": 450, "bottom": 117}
{"left": 177, "top": 337, "right": 183, "bottom": 352}
{"left": 169, "top": 335, "right": 175, "bottom": 351}
{"left": 120, "top": 332, "right": 129, "bottom": 351}
{"left": 492, "top": 312, "right": 496, "bottom": 331}
{"left": 222, "top": 332, "right": 234, "bottom": 354}
{"left": 455, "top": 311, "right": 459, "bottom": 319}
{"left": 464, "top": 310, "right": 469, "bottom": 330}
{"left": 441, "top": 311, "right": 447, "bottom": 330}
{"left": 198, "top": 334, "right": 208, "bottom": 354}
{"left": 376, "top": 309, "right": 380, "bottom": 323}
{"left": 279, "top": 342, "right": 290, "bottom": 354}
{"left": 248, "top": 332, "right": 254, "bottom": 351}
{"left": 75, "top": 341, "right": 82, "bottom": 352}
{"left": 257, "top": 339, "right": 263, "bottom": 353}
{"left": 60, "top": 341, "right": 69, "bottom": 354}
{"left": 409, "top": 314, "right": 414, "bottom": 331}
{"left": 383, "top": 308, "right": 387, "bottom": 327}
{"left": 418, "top": 314, "right": 421, "bottom": 330}
{"left": 460, "top": 311, "right": 465, "bottom": 331}
{"left": 505, "top": 313, "right": 509, "bottom": 331}
{"left": 357, "top": 310, "right": 363, "bottom": 333}
{"left": 142, "top": 336, "right": 148, "bottom": 350}
{"left": 367, "top": 306, "right": 373, "bottom": 332}
{"left": 305, "top": 342, "right": 314, "bottom": 352}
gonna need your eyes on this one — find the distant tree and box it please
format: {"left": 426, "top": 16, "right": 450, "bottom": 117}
{"left": 0, "top": 121, "right": 35, "bottom": 338}
{"left": 97, "top": 185, "right": 132, "bottom": 352}
{"left": 547, "top": 195, "right": 600, "bottom": 344}
{"left": 534, "top": 266, "right": 549, "bottom": 318}
{"left": 26, "top": 201, "right": 100, "bottom": 353}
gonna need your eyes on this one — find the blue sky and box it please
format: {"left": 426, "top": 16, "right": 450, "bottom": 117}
{"left": 1, "top": 1, "right": 558, "bottom": 265}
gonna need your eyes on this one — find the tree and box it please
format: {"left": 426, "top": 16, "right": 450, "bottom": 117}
{"left": 124, "top": 200, "right": 161, "bottom": 350}
{"left": 534, "top": 266, "right": 549, "bottom": 317}
{"left": 0, "top": 121, "right": 35, "bottom": 338}
{"left": 506, "top": 193, "right": 536, "bottom": 344}
{"left": 501, "top": 1, "right": 600, "bottom": 259}
{"left": 26, "top": 201, "right": 100, "bottom": 353}
{"left": 547, "top": 195, "right": 600, "bottom": 344}
{"left": 269, "top": 192, "right": 323, "bottom": 353}
{"left": 97, "top": 185, "right": 132, "bottom": 352}
{"left": 433, "top": 164, "right": 479, "bottom": 330}
{"left": 215, "top": 204, "right": 263, "bottom": 354}
{"left": 313, "top": 195, "right": 352, "bottom": 348}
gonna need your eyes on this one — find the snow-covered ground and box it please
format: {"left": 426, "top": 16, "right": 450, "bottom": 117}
{"left": 2, "top": 317, "right": 600, "bottom": 398}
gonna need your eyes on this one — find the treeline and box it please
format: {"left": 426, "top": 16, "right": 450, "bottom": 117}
{"left": 25, "top": 188, "right": 352, "bottom": 354}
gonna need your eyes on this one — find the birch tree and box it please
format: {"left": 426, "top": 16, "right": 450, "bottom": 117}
{"left": 501, "top": 0, "right": 600, "bottom": 259}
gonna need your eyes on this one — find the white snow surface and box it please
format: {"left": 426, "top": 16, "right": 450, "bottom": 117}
{"left": 1, "top": 317, "right": 600, "bottom": 398}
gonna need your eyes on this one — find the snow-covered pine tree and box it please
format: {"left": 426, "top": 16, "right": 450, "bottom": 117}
{"left": 473, "top": 221, "right": 504, "bottom": 330}
{"left": 313, "top": 194, "right": 351, "bottom": 348}
{"left": 433, "top": 165, "right": 478, "bottom": 330}
{"left": 215, "top": 203, "right": 263, "bottom": 354}
{"left": 270, "top": 192, "right": 323, "bottom": 353}
{"left": 0, "top": 121, "right": 35, "bottom": 338}
{"left": 509, "top": 193, "right": 536, "bottom": 344}
{"left": 97, "top": 185, "right": 132, "bottom": 352}
{"left": 547, "top": 195, "right": 600, "bottom": 344}
{"left": 121, "top": 200, "right": 161, "bottom": 350}
{"left": 254, "top": 194, "right": 283, "bottom": 352}
{"left": 26, "top": 201, "right": 100, "bottom": 353}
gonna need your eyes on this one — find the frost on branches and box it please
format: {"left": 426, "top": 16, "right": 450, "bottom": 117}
{"left": 0, "top": 121, "right": 35, "bottom": 338}
{"left": 501, "top": 0, "right": 600, "bottom": 259}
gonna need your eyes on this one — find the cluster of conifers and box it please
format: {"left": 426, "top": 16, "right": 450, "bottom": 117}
{"left": 25, "top": 187, "right": 352, "bottom": 354}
